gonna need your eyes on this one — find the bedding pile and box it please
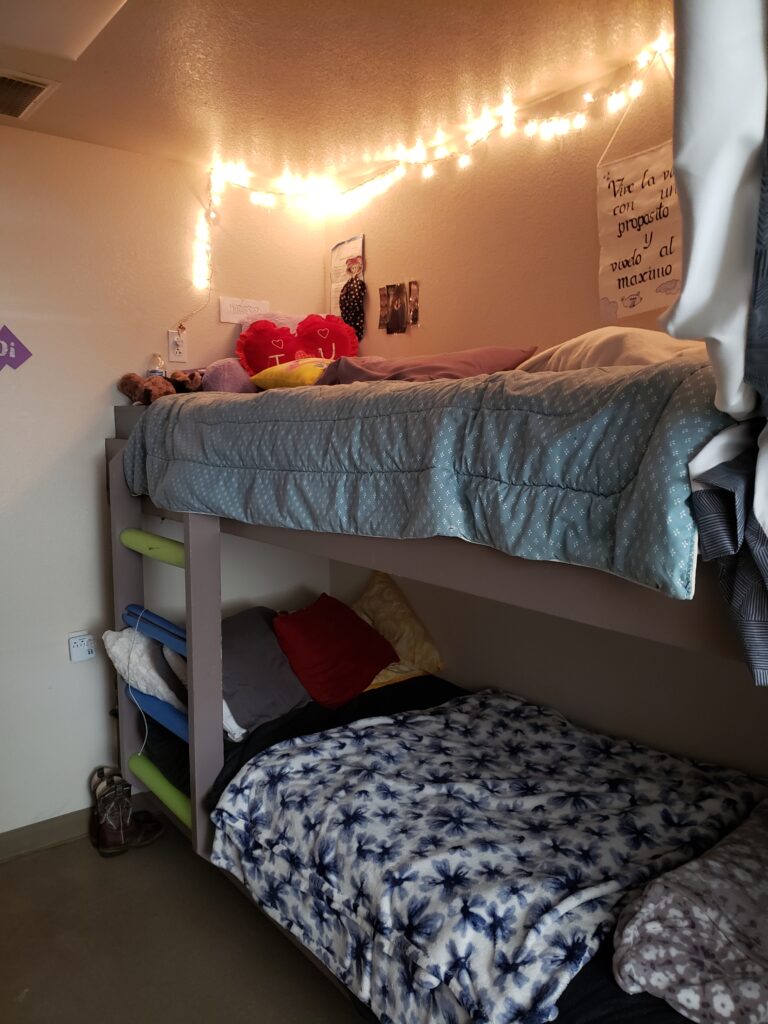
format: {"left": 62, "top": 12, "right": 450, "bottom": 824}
{"left": 211, "top": 690, "right": 762, "bottom": 1024}
{"left": 124, "top": 353, "right": 731, "bottom": 599}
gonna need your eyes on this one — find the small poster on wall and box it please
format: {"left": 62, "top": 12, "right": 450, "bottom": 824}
{"left": 385, "top": 283, "right": 408, "bottom": 334}
{"left": 596, "top": 140, "right": 682, "bottom": 321}
{"left": 408, "top": 280, "right": 420, "bottom": 326}
{"left": 330, "top": 234, "right": 364, "bottom": 316}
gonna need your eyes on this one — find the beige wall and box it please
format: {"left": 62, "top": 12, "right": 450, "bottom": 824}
{"left": 0, "top": 126, "right": 328, "bottom": 833}
{"left": 325, "top": 61, "right": 675, "bottom": 355}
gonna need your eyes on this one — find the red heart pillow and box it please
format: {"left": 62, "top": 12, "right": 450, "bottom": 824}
{"left": 296, "top": 315, "right": 358, "bottom": 361}
{"left": 237, "top": 315, "right": 358, "bottom": 375}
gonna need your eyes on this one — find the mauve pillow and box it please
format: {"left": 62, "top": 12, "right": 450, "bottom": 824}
{"left": 202, "top": 357, "right": 255, "bottom": 393}
{"left": 220, "top": 607, "right": 310, "bottom": 733}
{"left": 316, "top": 346, "right": 536, "bottom": 385}
{"left": 273, "top": 594, "right": 397, "bottom": 708}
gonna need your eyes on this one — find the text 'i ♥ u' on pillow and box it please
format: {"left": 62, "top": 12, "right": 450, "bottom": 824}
{"left": 272, "top": 593, "right": 397, "bottom": 708}
{"left": 352, "top": 571, "right": 443, "bottom": 689}
{"left": 251, "top": 358, "right": 331, "bottom": 390}
{"left": 236, "top": 314, "right": 358, "bottom": 375}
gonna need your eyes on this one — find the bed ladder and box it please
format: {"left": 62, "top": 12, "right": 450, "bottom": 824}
{"left": 106, "top": 439, "right": 224, "bottom": 857}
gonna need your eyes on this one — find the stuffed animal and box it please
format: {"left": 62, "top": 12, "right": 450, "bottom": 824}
{"left": 117, "top": 373, "right": 175, "bottom": 405}
{"left": 169, "top": 369, "right": 203, "bottom": 393}
{"left": 117, "top": 369, "right": 204, "bottom": 406}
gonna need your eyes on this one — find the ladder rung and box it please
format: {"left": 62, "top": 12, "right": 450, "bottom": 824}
{"left": 128, "top": 753, "right": 191, "bottom": 828}
{"left": 120, "top": 528, "right": 185, "bottom": 567}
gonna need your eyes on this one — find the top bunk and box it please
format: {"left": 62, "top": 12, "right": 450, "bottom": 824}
{"left": 107, "top": 342, "right": 743, "bottom": 665}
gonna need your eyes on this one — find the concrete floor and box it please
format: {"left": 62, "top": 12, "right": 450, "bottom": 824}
{"left": 0, "top": 825, "right": 364, "bottom": 1024}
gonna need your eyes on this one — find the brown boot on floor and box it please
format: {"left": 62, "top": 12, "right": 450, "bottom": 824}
{"left": 90, "top": 778, "right": 164, "bottom": 857}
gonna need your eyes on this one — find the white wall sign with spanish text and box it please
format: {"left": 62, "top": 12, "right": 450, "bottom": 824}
{"left": 597, "top": 140, "right": 681, "bottom": 321}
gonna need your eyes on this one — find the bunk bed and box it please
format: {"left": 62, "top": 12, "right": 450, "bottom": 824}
{"left": 103, "top": 6, "right": 768, "bottom": 1019}
{"left": 105, "top": 365, "right": 762, "bottom": 1023}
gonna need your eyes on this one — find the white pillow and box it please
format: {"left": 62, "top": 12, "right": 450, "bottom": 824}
{"left": 102, "top": 629, "right": 185, "bottom": 711}
{"left": 517, "top": 327, "right": 705, "bottom": 372}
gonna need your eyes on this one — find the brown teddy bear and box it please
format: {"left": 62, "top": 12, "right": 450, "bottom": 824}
{"left": 117, "top": 370, "right": 203, "bottom": 406}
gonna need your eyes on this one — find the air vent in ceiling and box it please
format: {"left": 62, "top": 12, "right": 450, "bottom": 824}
{"left": 0, "top": 71, "right": 58, "bottom": 119}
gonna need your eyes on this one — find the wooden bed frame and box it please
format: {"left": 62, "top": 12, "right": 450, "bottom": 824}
{"left": 105, "top": 436, "right": 743, "bottom": 856}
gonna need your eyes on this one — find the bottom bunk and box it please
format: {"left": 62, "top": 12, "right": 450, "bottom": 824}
{"left": 128, "top": 676, "right": 765, "bottom": 1024}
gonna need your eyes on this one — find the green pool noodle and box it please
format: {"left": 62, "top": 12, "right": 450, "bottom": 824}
{"left": 120, "top": 528, "right": 185, "bottom": 568}
{"left": 128, "top": 754, "right": 192, "bottom": 829}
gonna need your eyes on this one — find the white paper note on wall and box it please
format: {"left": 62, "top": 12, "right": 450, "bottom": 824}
{"left": 596, "top": 141, "right": 682, "bottom": 321}
{"left": 219, "top": 296, "right": 270, "bottom": 324}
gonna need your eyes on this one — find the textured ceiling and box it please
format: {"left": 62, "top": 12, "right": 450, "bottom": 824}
{"left": 1, "top": 0, "right": 671, "bottom": 182}
{"left": 0, "top": 0, "right": 126, "bottom": 60}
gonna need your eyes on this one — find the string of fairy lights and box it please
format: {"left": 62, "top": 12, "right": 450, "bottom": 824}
{"left": 191, "top": 31, "right": 673, "bottom": 289}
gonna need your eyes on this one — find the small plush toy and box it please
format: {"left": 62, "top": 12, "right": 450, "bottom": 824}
{"left": 117, "top": 369, "right": 204, "bottom": 406}
{"left": 169, "top": 369, "right": 203, "bottom": 393}
{"left": 117, "top": 373, "right": 176, "bottom": 405}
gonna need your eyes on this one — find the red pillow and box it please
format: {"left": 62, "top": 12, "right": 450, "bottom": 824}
{"left": 273, "top": 594, "right": 397, "bottom": 708}
{"left": 236, "top": 315, "right": 358, "bottom": 375}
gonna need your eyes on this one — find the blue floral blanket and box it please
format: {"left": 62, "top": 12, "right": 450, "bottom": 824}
{"left": 123, "top": 358, "right": 732, "bottom": 598}
{"left": 211, "top": 692, "right": 761, "bottom": 1023}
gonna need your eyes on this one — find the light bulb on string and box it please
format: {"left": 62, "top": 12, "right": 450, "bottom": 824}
{"left": 523, "top": 120, "right": 539, "bottom": 137}
{"left": 606, "top": 90, "right": 627, "bottom": 114}
{"left": 628, "top": 79, "right": 643, "bottom": 98}
{"left": 422, "top": 163, "right": 435, "bottom": 180}
{"left": 250, "top": 192, "right": 277, "bottom": 208}
{"left": 457, "top": 153, "right": 472, "bottom": 169}
{"left": 652, "top": 31, "right": 671, "bottom": 54}
{"left": 465, "top": 106, "right": 497, "bottom": 146}
{"left": 498, "top": 93, "right": 517, "bottom": 137}
{"left": 538, "top": 120, "right": 555, "bottom": 141}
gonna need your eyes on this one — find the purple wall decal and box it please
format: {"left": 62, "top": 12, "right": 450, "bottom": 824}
{"left": 0, "top": 326, "right": 32, "bottom": 371}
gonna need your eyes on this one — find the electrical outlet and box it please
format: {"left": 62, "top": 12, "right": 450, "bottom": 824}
{"left": 68, "top": 631, "right": 95, "bottom": 663}
{"left": 167, "top": 329, "right": 187, "bottom": 363}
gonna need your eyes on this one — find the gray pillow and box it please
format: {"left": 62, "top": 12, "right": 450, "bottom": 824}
{"left": 613, "top": 799, "right": 768, "bottom": 1022}
{"left": 221, "top": 607, "right": 309, "bottom": 733}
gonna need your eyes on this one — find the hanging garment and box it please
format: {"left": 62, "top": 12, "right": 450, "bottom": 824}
{"left": 339, "top": 274, "right": 366, "bottom": 341}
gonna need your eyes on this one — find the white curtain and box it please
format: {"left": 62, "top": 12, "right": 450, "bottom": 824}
{"left": 664, "top": 0, "right": 766, "bottom": 420}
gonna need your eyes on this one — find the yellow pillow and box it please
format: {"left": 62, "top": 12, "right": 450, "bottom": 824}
{"left": 352, "top": 572, "right": 443, "bottom": 689}
{"left": 251, "top": 358, "right": 331, "bottom": 390}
